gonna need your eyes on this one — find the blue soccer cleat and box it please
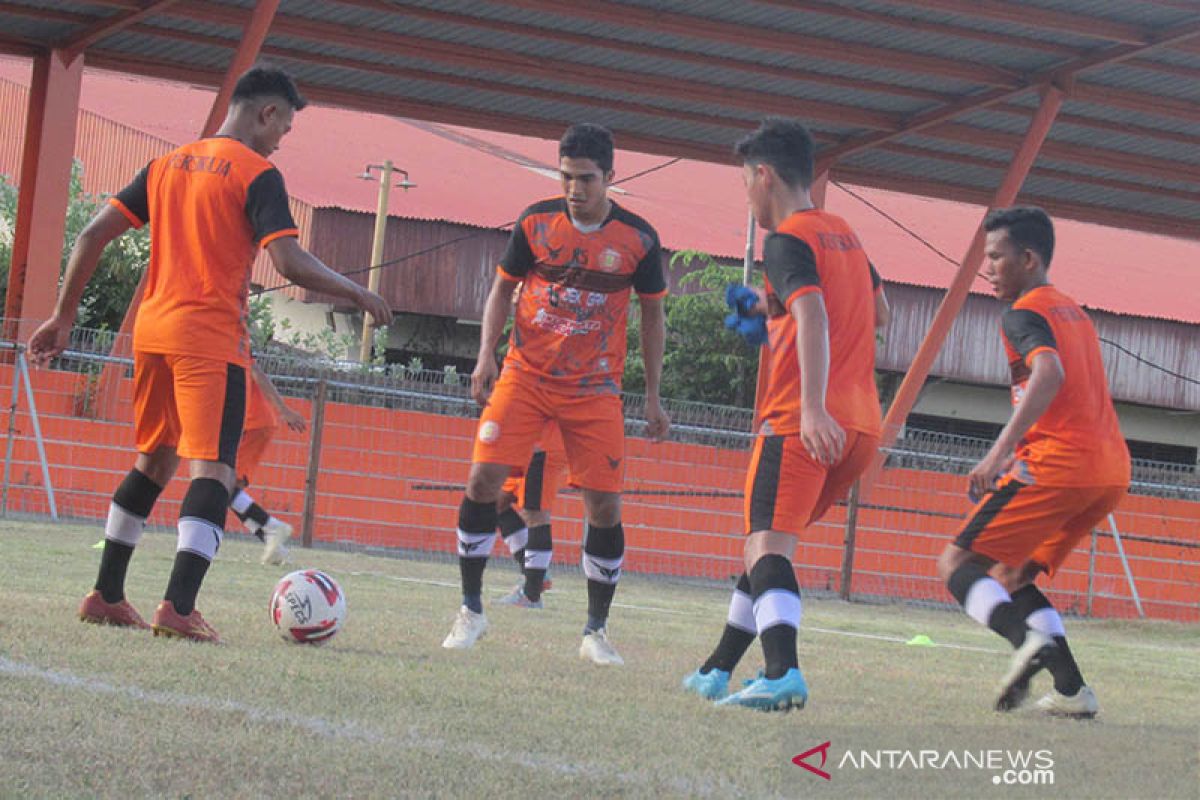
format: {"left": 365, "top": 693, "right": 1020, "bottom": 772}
{"left": 716, "top": 667, "right": 808, "bottom": 711}
{"left": 681, "top": 668, "right": 731, "bottom": 700}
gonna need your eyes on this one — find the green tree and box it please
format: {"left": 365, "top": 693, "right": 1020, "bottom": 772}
{"left": 624, "top": 250, "right": 761, "bottom": 408}
{"left": 0, "top": 161, "right": 149, "bottom": 331}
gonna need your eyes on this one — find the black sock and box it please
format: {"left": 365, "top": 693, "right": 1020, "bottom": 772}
{"left": 701, "top": 573, "right": 755, "bottom": 674}
{"left": 583, "top": 523, "right": 623, "bottom": 633}
{"left": 1011, "top": 584, "right": 1085, "bottom": 695}
{"left": 457, "top": 497, "right": 497, "bottom": 614}
{"left": 230, "top": 488, "right": 271, "bottom": 540}
{"left": 95, "top": 542, "right": 135, "bottom": 603}
{"left": 96, "top": 469, "right": 163, "bottom": 602}
{"left": 749, "top": 556, "right": 801, "bottom": 679}
{"left": 523, "top": 523, "right": 552, "bottom": 602}
{"left": 163, "top": 552, "right": 210, "bottom": 616}
{"left": 947, "top": 561, "right": 1028, "bottom": 649}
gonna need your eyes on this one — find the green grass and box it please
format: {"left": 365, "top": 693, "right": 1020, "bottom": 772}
{"left": 1, "top": 520, "right": 1196, "bottom": 798}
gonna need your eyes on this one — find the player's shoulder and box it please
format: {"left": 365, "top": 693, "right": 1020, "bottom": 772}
{"left": 518, "top": 196, "right": 568, "bottom": 222}
{"left": 607, "top": 201, "right": 660, "bottom": 243}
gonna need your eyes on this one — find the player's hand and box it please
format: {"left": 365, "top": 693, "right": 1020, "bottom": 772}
{"left": 356, "top": 288, "right": 393, "bottom": 327}
{"left": 644, "top": 396, "right": 671, "bottom": 442}
{"left": 800, "top": 406, "right": 845, "bottom": 466}
{"left": 471, "top": 356, "right": 499, "bottom": 406}
{"left": 280, "top": 406, "right": 307, "bottom": 433}
{"left": 967, "top": 447, "right": 1012, "bottom": 502}
{"left": 28, "top": 315, "right": 73, "bottom": 367}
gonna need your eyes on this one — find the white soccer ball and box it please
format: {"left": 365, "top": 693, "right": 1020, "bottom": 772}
{"left": 269, "top": 569, "right": 346, "bottom": 645}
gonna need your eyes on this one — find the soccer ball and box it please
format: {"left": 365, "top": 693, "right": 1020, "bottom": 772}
{"left": 269, "top": 569, "right": 346, "bottom": 645}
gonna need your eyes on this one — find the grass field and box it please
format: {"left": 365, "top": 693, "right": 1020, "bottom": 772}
{"left": 1, "top": 520, "right": 1197, "bottom": 799}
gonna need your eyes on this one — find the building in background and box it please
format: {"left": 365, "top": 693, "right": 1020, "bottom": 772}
{"left": 1, "top": 58, "right": 1196, "bottom": 465}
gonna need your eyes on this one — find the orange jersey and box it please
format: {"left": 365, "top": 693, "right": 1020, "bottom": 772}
{"left": 111, "top": 137, "right": 299, "bottom": 367}
{"left": 756, "top": 210, "right": 882, "bottom": 437}
{"left": 497, "top": 198, "right": 666, "bottom": 394}
{"left": 1001, "top": 285, "right": 1130, "bottom": 487}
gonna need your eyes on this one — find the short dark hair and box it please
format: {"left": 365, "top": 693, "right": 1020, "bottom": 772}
{"left": 231, "top": 65, "right": 308, "bottom": 111}
{"left": 559, "top": 123, "right": 614, "bottom": 173}
{"left": 734, "top": 117, "right": 815, "bottom": 189}
{"left": 984, "top": 206, "right": 1055, "bottom": 268}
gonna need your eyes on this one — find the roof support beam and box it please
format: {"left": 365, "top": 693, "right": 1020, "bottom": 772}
{"left": 860, "top": 85, "right": 1064, "bottom": 499}
{"left": 4, "top": 49, "right": 84, "bottom": 344}
{"left": 818, "top": 15, "right": 1200, "bottom": 168}
{"left": 59, "top": 0, "right": 180, "bottom": 63}
{"left": 201, "top": 0, "right": 279, "bottom": 137}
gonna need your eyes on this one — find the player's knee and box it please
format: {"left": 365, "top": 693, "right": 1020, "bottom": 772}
{"left": 937, "top": 544, "right": 969, "bottom": 583}
{"left": 583, "top": 491, "right": 620, "bottom": 527}
{"left": 135, "top": 448, "right": 178, "bottom": 487}
{"left": 524, "top": 508, "right": 551, "bottom": 527}
{"left": 466, "top": 463, "right": 508, "bottom": 503}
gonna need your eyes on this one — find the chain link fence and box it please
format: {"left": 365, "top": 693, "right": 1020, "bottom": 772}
{"left": 4, "top": 323, "right": 1197, "bottom": 621}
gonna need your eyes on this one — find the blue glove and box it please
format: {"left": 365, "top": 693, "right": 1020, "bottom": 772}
{"left": 725, "top": 283, "right": 759, "bottom": 316}
{"left": 724, "top": 283, "right": 767, "bottom": 346}
{"left": 724, "top": 310, "right": 768, "bottom": 346}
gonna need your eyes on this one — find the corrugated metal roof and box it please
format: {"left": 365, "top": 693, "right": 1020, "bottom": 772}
{"left": 1, "top": 0, "right": 1197, "bottom": 239}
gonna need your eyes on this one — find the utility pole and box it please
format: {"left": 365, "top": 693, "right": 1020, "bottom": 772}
{"left": 357, "top": 161, "right": 414, "bottom": 363}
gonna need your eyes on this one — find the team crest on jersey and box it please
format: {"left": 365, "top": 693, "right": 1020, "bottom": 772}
{"left": 598, "top": 247, "right": 622, "bottom": 272}
{"left": 479, "top": 421, "right": 501, "bottom": 444}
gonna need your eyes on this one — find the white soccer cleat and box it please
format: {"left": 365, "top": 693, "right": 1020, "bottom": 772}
{"left": 579, "top": 627, "right": 624, "bottom": 666}
{"left": 442, "top": 605, "right": 488, "bottom": 649}
{"left": 260, "top": 518, "right": 293, "bottom": 566}
{"left": 1036, "top": 686, "right": 1099, "bottom": 719}
{"left": 995, "top": 630, "right": 1054, "bottom": 711}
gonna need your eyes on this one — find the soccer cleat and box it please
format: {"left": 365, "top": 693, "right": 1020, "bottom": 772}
{"left": 716, "top": 667, "right": 808, "bottom": 711}
{"left": 78, "top": 591, "right": 150, "bottom": 630}
{"left": 442, "top": 605, "right": 488, "bottom": 649}
{"left": 493, "top": 584, "right": 543, "bottom": 609}
{"left": 995, "top": 630, "right": 1055, "bottom": 712}
{"left": 579, "top": 628, "right": 624, "bottom": 666}
{"left": 1036, "top": 686, "right": 1099, "bottom": 719}
{"left": 681, "top": 668, "right": 730, "bottom": 700}
{"left": 151, "top": 600, "right": 220, "bottom": 643}
{"left": 260, "top": 518, "right": 293, "bottom": 566}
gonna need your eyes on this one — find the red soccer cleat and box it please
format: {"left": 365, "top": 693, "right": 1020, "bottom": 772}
{"left": 78, "top": 590, "right": 151, "bottom": 630}
{"left": 151, "top": 600, "right": 221, "bottom": 644}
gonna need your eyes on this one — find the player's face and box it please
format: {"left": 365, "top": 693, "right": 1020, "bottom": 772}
{"left": 742, "top": 162, "right": 772, "bottom": 230}
{"left": 983, "top": 229, "right": 1034, "bottom": 302}
{"left": 560, "top": 157, "right": 612, "bottom": 224}
{"left": 253, "top": 101, "right": 294, "bottom": 158}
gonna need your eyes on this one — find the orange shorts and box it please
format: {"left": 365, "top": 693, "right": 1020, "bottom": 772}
{"left": 954, "top": 478, "right": 1127, "bottom": 576}
{"left": 474, "top": 371, "right": 624, "bottom": 493}
{"left": 501, "top": 436, "right": 571, "bottom": 513}
{"left": 134, "top": 352, "right": 246, "bottom": 467}
{"left": 236, "top": 426, "right": 275, "bottom": 486}
{"left": 744, "top": 431, "right": 878, "bottom": 535}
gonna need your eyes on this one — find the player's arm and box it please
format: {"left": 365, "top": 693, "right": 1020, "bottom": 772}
{"left": 266, "top": 238, "right": 390, "bottom": 326}
{"left": 472, "top": 272, "right": 520, "bottom": 405}
{"left": 250, "top": 361, "right": 306, "bottom": 433}
{"left": 766, "top": 233, "right": 844, "bottom": 465}
{"left": 250, "top": 167, "right": 391, "bottom": 326}
{"left": 968, "top": 309, "right": 1064, "bottom": 498}
{"left": 29, "top": 167, "right": 144, "bottom": 364}
{"left": 638, "top": 293, "right": 669, "bottom": 441}
{"left": 633, "top": 231, "right": 670, "bottom": 441}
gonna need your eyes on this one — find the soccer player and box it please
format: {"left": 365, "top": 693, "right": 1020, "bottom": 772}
{"left": 493, "top": 423, "right": 568, "bottom": 608}
{"left": 682, "top": 118, "right": 884, "bottom": 710}
{"left": 30, "top": 66, "right": 391, "bottom": 643}
{"left": 441, "top": 123, "right": 669, "bottom": 665}
{"left": 936, "top": 207, "right": 1129, "bottom": 718}
{"left": 230, "top": 362, "right": 306, "bottom": 566}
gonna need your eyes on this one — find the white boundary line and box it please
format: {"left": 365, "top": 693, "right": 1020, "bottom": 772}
{"left": 0, "top": 656, "right": 727, "bottom": 797}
